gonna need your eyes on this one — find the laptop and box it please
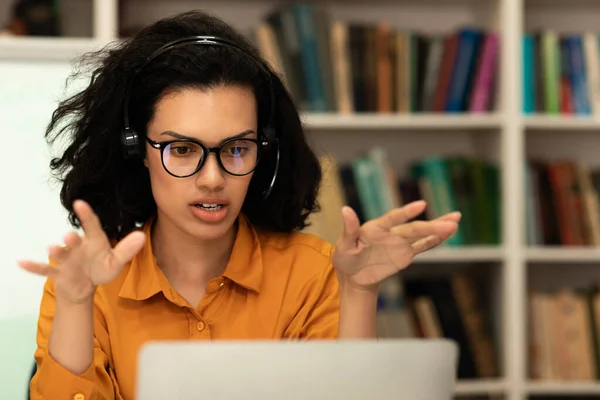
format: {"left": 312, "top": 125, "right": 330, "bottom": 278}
{"left": 136, "top": 339, "right": 458, "bottom": 400}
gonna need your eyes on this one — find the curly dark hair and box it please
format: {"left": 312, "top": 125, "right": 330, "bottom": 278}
{"left": 45, "top": 10, "right": 322, "bottom": 241}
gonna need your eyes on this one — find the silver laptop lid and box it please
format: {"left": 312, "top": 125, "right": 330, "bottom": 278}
{"left": 136, "top": 339, "right": 458, "bottom": 400}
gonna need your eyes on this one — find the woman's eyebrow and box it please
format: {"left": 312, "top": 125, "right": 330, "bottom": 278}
{"left": 159, "top": 130, "right": 192, "bottom": 140}
{"left": 221, "top": 129, "right": 257, "bottom": 142}
{"left": 159, "top": 129, "right": 256, "bottom": 142}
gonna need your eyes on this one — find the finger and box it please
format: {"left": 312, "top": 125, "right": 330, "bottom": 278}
{"left": 73, "top": 200, "right": 106, "bottom": 241}
{"left": 337, "top": 206, "right": 361, "bottom": 249}
{"left": 63, "top": 231, "right": 83, "bottom": 249}
{"left": 111, "top": 230, "right": 147, "bottom": 267}
{"left": 379, "top": 201, "right": 427, "bottom": 230}
{"left": 17, "top": 260, "right": 60, "bottom": 278}
{"left": 391, "top": 220, "right": 458, "bottom": 241}
{"left": 390, "top": 224, "right": 433, "bottom": 245}
{"left": 47, "top": 233, "right": 83, "bottom": 265}
{"left": 390, "top": 220, "right": 431, "bottom": 238}
{"left": 48, "top": 245, "right": 69, "bottom": 263}
{"left": 435, "top": 211, "right": 462, "bottom": 223}
{"left": 411, "top": 234, "right": 443, "bottom": 254}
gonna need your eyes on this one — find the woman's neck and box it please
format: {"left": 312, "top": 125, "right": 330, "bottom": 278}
{"left": 150, "top": 215, "right": 237, "bottom": 285}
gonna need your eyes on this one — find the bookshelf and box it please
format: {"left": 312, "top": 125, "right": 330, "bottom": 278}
{"left": 4, "top": 0, "right": 600, "bottom": 399}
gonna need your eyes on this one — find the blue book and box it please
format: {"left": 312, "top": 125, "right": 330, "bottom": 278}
{"left": 445, "top": 28, "right": 482, "bottom": 112}
{"left": 568, "top": 35, "right": 591, "bottom": 115}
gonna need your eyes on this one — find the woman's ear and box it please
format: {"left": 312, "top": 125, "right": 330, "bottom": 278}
{"left": 143, "top": 157, "right": 149, "bottom": 168}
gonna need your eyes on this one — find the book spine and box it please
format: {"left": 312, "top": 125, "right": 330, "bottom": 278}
{"left": 470, "top": 32, "right": 499, "bottom": 112}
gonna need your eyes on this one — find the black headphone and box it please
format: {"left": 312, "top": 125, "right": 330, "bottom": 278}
{"left": 121, "top": 35, "right": 280, "bottom": 199}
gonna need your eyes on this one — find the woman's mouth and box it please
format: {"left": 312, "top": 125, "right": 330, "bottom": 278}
{"left": 194, "top": 203, "right": 224, "bottom": 210}
{"left": 190, "top": 202, "right": 229, "bottom": 223}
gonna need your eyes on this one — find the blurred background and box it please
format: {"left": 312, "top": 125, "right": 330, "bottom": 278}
{"left": 2, "top": 0, "right": 600, "bottom": 400}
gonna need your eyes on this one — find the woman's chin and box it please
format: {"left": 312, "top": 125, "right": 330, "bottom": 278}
{"left": 185, "top": 211, "right": 238, "bottom": 241}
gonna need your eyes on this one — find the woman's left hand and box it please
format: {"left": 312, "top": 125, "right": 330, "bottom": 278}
{"left": 331, "top": 200, "right": 461, "bottom": 292}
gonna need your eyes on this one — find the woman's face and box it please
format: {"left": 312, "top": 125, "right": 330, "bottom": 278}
{"left": 144, "top": 85, "right": 258, "bottom": 241}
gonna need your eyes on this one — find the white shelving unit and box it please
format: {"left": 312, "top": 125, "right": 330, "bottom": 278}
{"left": 527, "top": 381, "right": 600, "bottom": 396}
{"left": 0, "top": 37, "right": 104, "bottom": 60}
{"left": 302, "top": 113, "right": 504, "bottom": 130}
{"left": 526, "top": 247, "right": 600, "bottom": 263}
{"left": 3, "top": 0, "right": 600, "bottom": 399}
{"left": 414, "top": 246, "right": 506, "bottom": 263}
{"left": 455, "top": 378, "right": 509, "bottom": 396}
{"left": 524, "top": 115, "right": 600, "bottom": 130}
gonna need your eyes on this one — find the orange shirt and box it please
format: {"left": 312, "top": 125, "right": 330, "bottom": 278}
{"left": 30, "top": 213, "right": 340, "bottom": 400}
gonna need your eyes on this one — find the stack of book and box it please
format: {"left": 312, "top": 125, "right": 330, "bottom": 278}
{"left": 529, "top": 287, "right": 600, "bottom": 381}
{"left": 522, "top": 31, "right": 600, "bottom": 116}
{"left": 252, "top": 2, "right": 500, "bottom": 114}
{"left": 376, "top": 271, "right": 500, "bottom": 381}
{"left": 526, "top": 160, "right": 600, "bottom": 247}
{"left": 304, "top": 150, "right": 501, "bottom": 247}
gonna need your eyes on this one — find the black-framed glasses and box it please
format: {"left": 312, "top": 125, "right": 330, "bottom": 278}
{"left": 145, "top": 136, "right": 265, "bottom": 178}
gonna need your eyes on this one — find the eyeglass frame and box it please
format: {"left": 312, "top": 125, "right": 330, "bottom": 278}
{"left": 145, "top": 136, "right": 268, "bottom": 178}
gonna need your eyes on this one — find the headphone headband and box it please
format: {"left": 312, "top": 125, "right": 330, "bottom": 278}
{"left": 122, "top": 35, "right": 276, "bottom": 138}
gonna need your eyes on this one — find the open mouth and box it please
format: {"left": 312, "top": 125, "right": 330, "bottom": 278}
{"left": 194, "top": 204, "right": 225, "bottom": 211}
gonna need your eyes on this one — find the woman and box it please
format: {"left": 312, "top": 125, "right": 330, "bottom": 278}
{"left": 18, "top": 9, "right": 460, "bottom": 400}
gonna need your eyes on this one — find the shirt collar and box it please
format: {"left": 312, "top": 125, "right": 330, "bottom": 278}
{"left": 118, "top": 213, "right": 263, "bottom": 301}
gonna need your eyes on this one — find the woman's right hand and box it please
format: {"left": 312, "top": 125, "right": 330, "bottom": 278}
{"left": 18, "top": 200, "right": 146, "bottom": 304}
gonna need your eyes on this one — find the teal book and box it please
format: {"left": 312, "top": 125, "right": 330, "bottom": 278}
{"left": 292, "top": 3, "right": 327, "bottom": 112}
{"left": 351, "top": 156, "right": 383, "bottom": 221}
{"left": 421, "top": 156, "right": 464, "bottom": 246}
{"left": 368, "top": 146, "right": 397, "bottom": 215}
{"left": 523, "top": 34, "right": 536, "bottom": 114}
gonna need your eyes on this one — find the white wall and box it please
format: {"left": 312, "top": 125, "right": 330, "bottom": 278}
{"left": 0, "top": 60, "right": 84, "bottom": 320}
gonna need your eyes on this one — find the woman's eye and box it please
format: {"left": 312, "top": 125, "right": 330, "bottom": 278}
{"left": 171, "top": 145, "right": 194, "bottom": 155}
{"left": 229, "top": 147, "right": 247, "bottom": 155}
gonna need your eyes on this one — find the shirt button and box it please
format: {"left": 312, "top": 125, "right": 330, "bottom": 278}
{"left": 74, "top": 394, "right": 85, "bottom": 400}
{"left": 197, "top": 321, "right": 205, "bottom": 331}
{"left": 219, "top": 281, "right": 224, "bottom": 288}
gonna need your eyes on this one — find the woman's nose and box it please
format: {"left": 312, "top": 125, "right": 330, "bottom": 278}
{"left": 195, "top": 153, "right": 226, "bottom": 190}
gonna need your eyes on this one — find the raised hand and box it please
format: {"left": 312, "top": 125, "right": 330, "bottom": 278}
{"left": 18, "top": 200, "right": 146, "bottom": 304}
{"left": 332, "top": 200, "right": 461, "bottom": 291}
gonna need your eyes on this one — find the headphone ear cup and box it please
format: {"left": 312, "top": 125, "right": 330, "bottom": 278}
{"left": 121, "top": 128, "right": 141, "bottom": 159}
{"left": 261, "top": 139, "right": 279, "bottom": 200}
{"left": 259, "top": 125, "right": 279, "bottom": 200}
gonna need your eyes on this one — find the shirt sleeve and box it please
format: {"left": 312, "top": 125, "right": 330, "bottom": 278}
{"left": 29, "top": 277, "right": 122, "bottom": 400}
{"left": 284, "top": 259, "right": 340, "bottom": 339}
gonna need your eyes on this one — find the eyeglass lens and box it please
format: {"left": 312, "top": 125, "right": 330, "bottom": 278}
{"left": 161, "top": 139, "right": 259, "bottom": 176}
